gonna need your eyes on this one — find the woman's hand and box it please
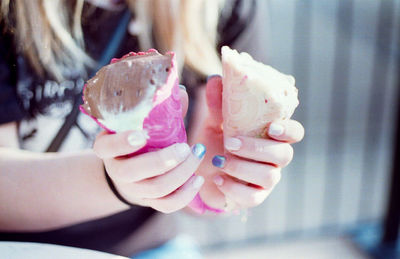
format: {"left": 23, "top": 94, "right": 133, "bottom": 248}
{"left": 194, "top": 75, "right": 304, "bottom": 211}
{"left": 93, "top": 88, "right": 206, "bottom": 214}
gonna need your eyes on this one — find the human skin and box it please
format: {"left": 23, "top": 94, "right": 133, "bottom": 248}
{"left": 0, "top": 81, "right": 303, "bottom": 231}
{"left": 0, "top": 88, "right": 204, "bottom": 231}
{"left": 83, "top": 0, "right": 304, "bottom": 213}
{"left": 190, "top": 76, "right": 304, "bottom": 210}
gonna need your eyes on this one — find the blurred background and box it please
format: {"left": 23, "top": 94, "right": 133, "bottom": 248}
{"left": 175, "top": 0, "right": 400, "bottom": 258}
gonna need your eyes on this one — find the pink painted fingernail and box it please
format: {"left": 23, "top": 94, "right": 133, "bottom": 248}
{"left": 225, "top": 137, "right": 241, "bottom": 151}
{"left": 213, "top": 175, "right": 224, "bottom": 186}
{"left": 269, "top": 123, "right": 284, "bottom": 137}
{"left": 192, "top": 176, "right": 205, "bottom": 189}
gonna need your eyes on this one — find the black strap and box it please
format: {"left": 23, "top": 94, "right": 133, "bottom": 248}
{"left": 46, "top": 10, "right": 132, "bottom": 152}
{"left": 104, "top": 165, "right": 136, "bottom": 207}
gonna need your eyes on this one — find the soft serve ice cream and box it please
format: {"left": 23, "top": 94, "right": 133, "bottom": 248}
{"left": 221, "top": 46, "right": 299, "bottom": 138}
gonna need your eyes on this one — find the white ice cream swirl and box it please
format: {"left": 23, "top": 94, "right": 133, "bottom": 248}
{"left": 221, "top": 46, "right": 299, "bottom": 138}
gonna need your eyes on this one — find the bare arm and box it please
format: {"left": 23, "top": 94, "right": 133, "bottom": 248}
{"left": 0, "top": 122, "right": 19, "bottom": 148}
{"left": 0, "top": 87, "right": 206, "bottom": 231}
{"left": 0, "top": 122, "right": 128, "bottom": 232}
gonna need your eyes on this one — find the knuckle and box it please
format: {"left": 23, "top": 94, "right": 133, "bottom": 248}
{"left": 252, "top": 140, "right": 265, "bottom": 153}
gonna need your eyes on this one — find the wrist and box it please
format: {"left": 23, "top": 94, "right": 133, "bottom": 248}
{"left": 103, "top": 164, "right": 135, "bottom": 208}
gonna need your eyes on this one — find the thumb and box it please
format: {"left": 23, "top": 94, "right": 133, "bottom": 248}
{"left": 206, "top": 75, "right": 223, "bottom": 129}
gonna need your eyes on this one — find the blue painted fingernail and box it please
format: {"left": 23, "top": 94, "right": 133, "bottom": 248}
{"left": 207, "top": 74, "right": 221, "bottom": 82}
{"left": 192, "top": 143, "right": 206, "bottom": 159}
{"left": 212, "top": 155, "right": 226, "bottom": 168}
{"left": 179, "top": 84, "right": 186, "bottom": 91}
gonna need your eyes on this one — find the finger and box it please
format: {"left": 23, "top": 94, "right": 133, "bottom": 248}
{"left": 131, "top": 143, "right": 206, "bottom": 198}
{"left": 198, "top": 181, "right": 227, "bottom": 210}
{"left": 93, "top": 130, "right": 148, "bottom": 159}
{"left": 106, "top": 142, "right": 191, "bottom": 183}
{"left": 144, "top": 175, "right": 204, "bottom": 213}
{"left": 205, "top": 75, "right": 223, "bottom": 129}
{"left": 224, "top": 136, "right": 294, "bottom": 167}
{"left": 179, "top": 85, "right": 189, "bottom": 118}
{"left": 264, "top": 120, "right": 305, "bottom": 143}
{"left": 212, "top": 154, "right": 281, "bottom": 189}
{"left": 213, "top": 175, "right": 270, "bottom": 208}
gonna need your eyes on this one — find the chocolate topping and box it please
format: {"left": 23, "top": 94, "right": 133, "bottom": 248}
{"left": 82, "top": 51, "right": 173, "bottom": 119}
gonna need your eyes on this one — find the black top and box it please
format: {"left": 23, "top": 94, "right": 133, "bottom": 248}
{"left": 0, "top": 0, "right": 256, "bottom": 256}
{"left": 0, "top": 26, "right": 25, "bottom": 124}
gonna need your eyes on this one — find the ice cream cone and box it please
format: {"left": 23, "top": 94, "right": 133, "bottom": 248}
{"left": 221, "top": 46, "right": 299, "bottom": 139}
{"left": 80, "top": 49, "right": 187, "bottom": 155}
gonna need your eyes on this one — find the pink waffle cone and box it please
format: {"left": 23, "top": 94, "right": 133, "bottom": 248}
{"left": 80, "top": 50, "right": 218, "bottom": 213}
{"left": 140, "top": 77, "right": 187, "bottom": 154}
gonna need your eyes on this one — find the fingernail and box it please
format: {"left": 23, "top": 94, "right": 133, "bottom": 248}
{"left": 213, "top": 175, "right": 224, "bottom": 186}
{"left": 212, "top": 155, "right": 226, "bottom": 168}
{"left": 192, "top": 143, "right": 206, "bottom": 159}
{"left": 207, "top": 74, "right": 221, "bottom": 82}
{"left": 179, "top": 84, "right": 186, "bottom": 91}
{"left": 127, "top": 130, "right": 148, "bottom": 147}
{"left": 175, "top": 143, "right": 191, "bottom": 159}
{"left": 192, "top": 175, "right": 205, "bottom": 189}
{"left": 225, "top": 137, "right": 241, "bottom": 151}
{"left": 269, "top": 123, "right": 284, "bottom": 137}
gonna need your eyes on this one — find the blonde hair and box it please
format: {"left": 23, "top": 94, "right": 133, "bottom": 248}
{"left": 1, "top": 0, "right": 224, "bottom": 82}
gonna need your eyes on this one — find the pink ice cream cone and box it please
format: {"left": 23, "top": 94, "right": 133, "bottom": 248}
{"left": 80, "top": 49, "right": 214, "bottom": 213}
